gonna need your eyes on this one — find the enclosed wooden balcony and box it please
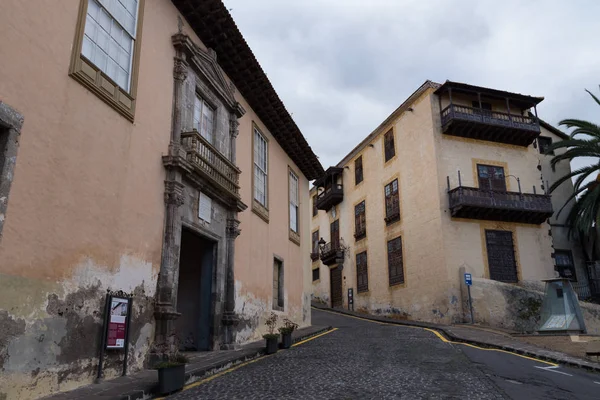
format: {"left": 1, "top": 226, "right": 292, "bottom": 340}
{"left": 181, "top": 130, "right": 240, "bottom": 198}
{"left": 314, "top": 167, "right": 344, "bottom": 211}
{"left": 448, "top": 186, "right": 553, "bottom": 224}
{"left": 435, "top": 81, "right": 543, "bottom": 147}
{"left": 440, "top": 104, "right": 541, "bottom": 146}
{"left": 320, "top": 242, "right": 344, "bottom": 266}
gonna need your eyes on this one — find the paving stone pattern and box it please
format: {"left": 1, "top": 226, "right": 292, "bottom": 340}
{"left": 168, "top": 310, "right": 507, "bottom": 399}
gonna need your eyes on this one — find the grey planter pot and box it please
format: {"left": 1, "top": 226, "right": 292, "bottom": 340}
{"left": 157, "top": 364, "right": 186, "bottom": 395}
{"left": 265, "top": 336, "right": 279, "bottom": 354}
{"left": 280, "top": 332, "right": 292, "bottom": 349}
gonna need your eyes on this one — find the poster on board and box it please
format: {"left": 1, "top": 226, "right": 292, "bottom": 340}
{"left": 106, "top": 297, "right": 129, "bottom": 349}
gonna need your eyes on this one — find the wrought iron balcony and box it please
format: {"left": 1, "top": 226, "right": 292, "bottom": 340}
{"left": 448, "top": 186, "right": 553, "bottom": 224}
{"left": 320, "top": 242, "right": 344, "bottom": 266}
{"left": 316, "top": 184, "right": 344, "bottom": 211}
{"left": 181, "top": 130, "right": 241, "bottom": 199}
{"left": 440, "top": 104, "right": 540, "bottom": 146}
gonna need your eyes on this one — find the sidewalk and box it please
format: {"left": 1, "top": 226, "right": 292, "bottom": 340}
{"left": 42, "top": 325, "right": 332, "bottom": 400}
{"left": 311, "top": 302, "right": 600, "bottom": 373}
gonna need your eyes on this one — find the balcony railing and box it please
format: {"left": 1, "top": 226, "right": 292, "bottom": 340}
{"left": 440, "top": 104, "right": 540, "bottom": 146}
{"left": 316, "top": 184, "right": 344, "bottom": 211}
{"left": 448, "top": 186, "right": 553, "bottom": 224}
{"left": 181, "top": 131, "right": 241, "bottom": 198}
{"left": 320, "top": 242, "right": 344, "bottom": 266}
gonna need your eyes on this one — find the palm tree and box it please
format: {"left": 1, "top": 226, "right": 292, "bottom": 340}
{"left": 547, "top": 89, "right": 600, "bottom": 237}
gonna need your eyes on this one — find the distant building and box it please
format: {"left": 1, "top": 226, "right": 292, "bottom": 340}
{"left": 310, "top": 80, "right": 589, "bottom": 326}
{"left": 0, "top": 0, "right": 322, "bottom": 398}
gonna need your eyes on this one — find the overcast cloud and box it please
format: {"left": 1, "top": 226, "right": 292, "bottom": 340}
{"left": 223, "top": 0, "right": 599, "bottom": 169}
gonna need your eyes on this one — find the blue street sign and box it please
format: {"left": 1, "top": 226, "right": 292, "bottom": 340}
{"left": 464, "top": 273, "right": 472, "bottom": 286}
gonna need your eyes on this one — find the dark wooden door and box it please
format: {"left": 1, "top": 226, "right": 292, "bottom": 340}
{"left": 477, "top": 164, "right": 506, "bottom": 191}
{"left": 330, "top": 219, "right": 340, "bottom": 250}
{"left": 330, "top": 267, "right": 343, "bottom": 308}
{"left": 485, "top": 230, "right": 518, "bottom": 283}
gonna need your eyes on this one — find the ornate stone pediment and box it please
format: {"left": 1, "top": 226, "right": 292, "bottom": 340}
{"left": 172, "top": 33, "right": 245, "bottom": 118}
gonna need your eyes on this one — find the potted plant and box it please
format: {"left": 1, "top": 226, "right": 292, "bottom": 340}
{"left": 278, "top": 318, "right": 299, "bottom": 349}
{"left": 153, "top": 333, "right": 189, "bottom": 395}
{"left": 263, "top": 312, "right": 279, "bottom": 354}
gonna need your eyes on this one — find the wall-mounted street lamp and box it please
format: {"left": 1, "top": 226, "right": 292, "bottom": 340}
{"left": 318, "top": 237, "right": 326, "bottom": 252}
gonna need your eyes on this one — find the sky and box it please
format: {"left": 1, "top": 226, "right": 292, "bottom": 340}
{"left": 223, "top": 0, "right": 599, "bottom": 170}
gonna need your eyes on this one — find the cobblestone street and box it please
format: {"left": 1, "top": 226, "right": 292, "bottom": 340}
{"left": 167, "top": 309, "right": 507, "bottom": 399}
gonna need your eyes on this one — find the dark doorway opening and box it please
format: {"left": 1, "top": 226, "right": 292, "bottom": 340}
{"left": 330, "top": 267, "right": 343, "bottom": 308}
{"left": 175, "top": 228, "right": 215, "bottom": 351}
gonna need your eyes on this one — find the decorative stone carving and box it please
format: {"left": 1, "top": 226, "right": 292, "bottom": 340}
{"left": 226, "top": 218, "right": 241, "bottom": 239}
{"left": 229, "top": 118, "right": 240, "bottom": 139}
{"left": 164, "top": 180, "right": 185, "bottom": 206}
{"left": 173, "top": 56, "right": 188, "bottom": 82}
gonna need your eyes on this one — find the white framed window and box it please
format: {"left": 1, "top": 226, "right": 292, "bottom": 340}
{"left": 289, "top": 171, "right": 299, "bottom": 233}
{"left": 193, "top": 96, "right": 215, "bottom": 143}
{"left": 254, "top": 128, "right": 268, "bottom": 207}
{"left": 82, "top": 0, "right": 139, "bottom": 92}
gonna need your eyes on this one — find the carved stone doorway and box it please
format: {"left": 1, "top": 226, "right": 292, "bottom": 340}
{"left": 175, "top": 228, "right": 215, "bottom": 351}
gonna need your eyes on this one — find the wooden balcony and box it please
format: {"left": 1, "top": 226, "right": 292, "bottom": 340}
{"left": 320, "top": 242, "right": 344, "bottom": 266}
{"left": 440, "top": 104, "right": 540, "bottom": 146}
{"left": 181, "top": 130, "right": 240, "bottom": 199}
{"left": 316, "top": 184, "right": 344, "bottom": 211}
{"left": 448, "top": 186, "right": 553, "bottom": 224}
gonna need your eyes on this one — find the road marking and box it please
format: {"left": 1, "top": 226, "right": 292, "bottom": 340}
{"left": 153, "top": 327, "right": 338, "bottom": 398}
{"left": 534, "top": 365, "right": 573, "bottom": 376}
{"left": 594, "top": 381, "right": 600, "bottom": 385}
{"left": 292, "top": 327, "right": 338, "bottom": 347}
{"left": 312, "top": 307, "right": 558, "bottom": 366}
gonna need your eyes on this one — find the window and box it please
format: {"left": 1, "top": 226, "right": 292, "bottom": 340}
{"left": 355, "top": 156, "right": 363, "bottom": 185}
{"left": 477, "top": 164, "right": 506, "bottom": 191}
{"left": 289, "top": 169, "right": 299, "bottom": 234}
{"left": 198, "top": 192, "right": 211, "bottom": 223}
{"left": 273, "top": 258, "right": 284, "bottom": 310}
{"left": 253, "top": 128, "right": 268, "bottom": 209}
{"left": 388, "top": 237, "right": 404, "bottom": 286}
{"left": 312, "top": 195, "right": 318, "bottom": 217}
{"left": 485, "top": 230, "right": 518, "bottom": 283}
{"left": 330, "top": 219, "right": 340, "bottom": 250}
{"left": 471, "top": 101, "right": 492, "bottom": 111}
{"left": 312, "top": 267, "right": 320, "bottom": 282}
{"left": 356, "top": 251, "right": 368, "bottom": 293}
{"left": 555, "top": 250, "right": 576, "bottom": 281}
{"left": 193, "top": 96, "right": 215, "bottom": 143}
{"left": 70, "top": 0, "right": 143, "bottom": 121}
{"left": 311, "top": 230, "right": 320, "bottom": 261}
{"left": 354, "top": 201, "right": 366, "bottom": 240}
{"left": 384, "top": 179, "right": 400, "bottom": 224}
{"left": 538, "top": 137, "right": 554, "bottom": 155}
{"left": 384, "top": 129, "right": 395, "bottom": 162}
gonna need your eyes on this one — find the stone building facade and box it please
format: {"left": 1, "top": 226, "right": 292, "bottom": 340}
{"left": 311, "top": 80, "right": 583, "bottom": 328}
{"left": 0, "top": 1, "right": 322, "bottom": 399}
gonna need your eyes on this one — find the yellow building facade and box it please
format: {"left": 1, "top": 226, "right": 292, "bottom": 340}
{"left": 311, "top": 80, "right": 563, "bottom": 325}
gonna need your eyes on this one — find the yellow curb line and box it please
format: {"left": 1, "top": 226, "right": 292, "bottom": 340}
{"left": 154, "top": 327, "right": 339, "bottom": 399}
{"left": 312, "top": 307, "right": 558, "bottom": 367}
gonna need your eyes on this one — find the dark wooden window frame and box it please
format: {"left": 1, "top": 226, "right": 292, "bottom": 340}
{"left": 384, "top": 129, "right": 395, "bottom": 163}
{"left": 69, "top": 0, "right": 145, "bottom": 122}
{"left": 312, "top": 194, "right": 318, "bottom": 217}
{"left": 384, "top": 178, "right": 400, "bottom": 224}
{"left": 0, "top": 102, "right": 24, "bottom": 243}
{"left": 477, "top": 164, "right": 507, "bottom": 191}
{"left": 331, "top": 219, "right": 340, "bottom": 250}
{"left": 311, "top": 230, "right": 320, "bottom": 261}
{"left": 485, "top": 230, "right": 518, "bottom": 283}
{"left": 554, "top": 249, "right": 577, "bottom": 281}
{"left": 387, "top": 236, "right": 405, "bottom": 286}
{"left": 355, "top": 155, "right": 363, "bottom": 185}
{"left": 356, "top": 251, "right": 369, "bottom": 293}
{"left": 354, "top": 200, "right": 366, "bottom": 240}
{"left": 537, "top": 136, "right": 554, "bottom": 155}
{"left": 312, "top": 267, "right": 320, "bottom": 282}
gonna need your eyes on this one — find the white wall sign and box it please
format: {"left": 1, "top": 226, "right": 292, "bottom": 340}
{"left": 199, "top": 192, "right": 212, "bottom": 223}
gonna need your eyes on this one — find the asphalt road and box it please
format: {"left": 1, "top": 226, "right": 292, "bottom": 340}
{"left": 166, "top": 308, "right": 600, "bottom": 399}
{"left": 459, "top": 344, "right": 600, "bottom": 400}
{"left": 167, "top": 308, "right": 507, "bottom": 399}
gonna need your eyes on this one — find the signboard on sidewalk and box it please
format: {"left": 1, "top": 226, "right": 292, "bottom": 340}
{"left": 464, "top": 273, "right": 472, "bottom": 286}
{"left": 107, "top": 297, "right": 129, "bottom": 349}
